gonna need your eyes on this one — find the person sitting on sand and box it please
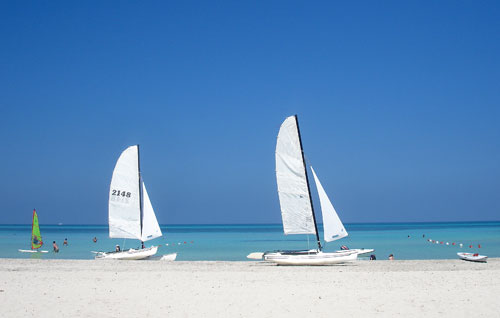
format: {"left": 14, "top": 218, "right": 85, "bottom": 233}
{"left": 63, "top": 238, "right": 68, "bottom": 246}
{"left": 115, "top": 245, "right": 121, "bottom": 252}
{"left": 93, "top": 237, "right": 97, "bottom": 243}
{"left": 53, "top": 241, "right": 59, "bottom": 253}
{"left": 388, "top": 254, "right": 394, "bottom": 260}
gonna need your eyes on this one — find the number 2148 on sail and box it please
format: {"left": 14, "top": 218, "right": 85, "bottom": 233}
{"left": 111, "top": 190, "right": 131, "bottom": 197}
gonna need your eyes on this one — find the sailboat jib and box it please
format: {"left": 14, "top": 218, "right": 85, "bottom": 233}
{"left": 31, "top": 209, "right": 43, "bottom": 249}
{"left": 275, "top": 116, "right": 316, "bottom": 235}
{"left": 310, "top": 167, "right": 348, "bottom": 242}
{"left": 109, "top": 145, "right": 142, "bottom": 240}
{"left": 140, "top": 180, "right": 162, "bottom": 242}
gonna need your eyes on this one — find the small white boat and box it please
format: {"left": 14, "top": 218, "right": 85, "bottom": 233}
{"left": 457, "top": 252, "right": 487, "bottom": 263}
{"left": 264, "top": 250, "right": 358, "bottom": 266}
{"left": 160, "top": 253, "right": 178, "bottom": 261}
{"left": 95, "top": 246, "right": 159, "bottom": 260}
{"left": 95, "top": 145, "right": 166, "bottom": 260}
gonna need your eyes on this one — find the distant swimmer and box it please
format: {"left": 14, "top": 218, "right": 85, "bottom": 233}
{"left": 93, "top": 237, "right": 97, "bottom": 243}
{"left": 388, "top": 254, "right": 394, "bottom": 260}
{"left": 63, "top": 238, "right": 68, "bottom": 246}
{"left": 53, "top": 241, "right": 59, "bottom": 253}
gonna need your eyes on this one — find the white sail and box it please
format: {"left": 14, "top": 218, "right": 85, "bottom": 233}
{"left": 275, "top": 116, "right": 316, "bottom": 235}
{"left": 109, "top": 146, "right": 142, "bottom": 240}
{"left": 140, "top": 180, "right": 162, "bottom": 242}
{"left": 310, "top": 167, "right": 348, "bottom": 242}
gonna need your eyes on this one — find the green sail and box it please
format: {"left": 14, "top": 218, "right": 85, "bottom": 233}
{"left": 31, "top": 210, "right": 43, "bottom": 249}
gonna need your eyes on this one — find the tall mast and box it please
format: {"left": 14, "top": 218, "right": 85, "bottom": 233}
{"left": 137, "top": 144, "right": 143, "bottom": 242}
{"left": 295, "top": 115, "right": 322, "bottom": 251}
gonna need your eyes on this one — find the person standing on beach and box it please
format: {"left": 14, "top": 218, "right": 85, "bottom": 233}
{"left": 53, "top": 241, "right": 59, "bottom": 253}
{"left": 388, "top": 254, "right": 394, "bottom": 260}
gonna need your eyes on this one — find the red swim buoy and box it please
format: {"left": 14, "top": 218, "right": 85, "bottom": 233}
{"left": 478, "top": 244, "right": 481, "bottom": 248}
{"left": 452, "top": 243, "right": 455, "bottom": 245}
{"left": 184, "top": 241, "right": 186, "bottom": 244}
{"left": 440, "top": 241, "right": 443, "bottom": 244}
{"left": 469, "top": 245, "right": 472, "bottom": 248}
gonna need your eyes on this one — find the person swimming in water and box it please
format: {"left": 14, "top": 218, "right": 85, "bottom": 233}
{"left": 63, "top": 238, "right": 68, "bottom": 246}
{"left": 93, "top": 237, "right": 97, "bottom": 243}
{"left": 53, "top": 241, "right": 59, "bottom": 253}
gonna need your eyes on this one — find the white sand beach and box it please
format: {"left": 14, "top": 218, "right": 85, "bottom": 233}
{"left": 1, "top": 258, "right": 499, "bottom": 318}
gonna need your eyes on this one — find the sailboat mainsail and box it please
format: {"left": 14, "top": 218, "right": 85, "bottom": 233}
{"left": 31, "top": 209, "right": 43, "bottom": 249}
{"left": 109, "top": 145, "right": 142, "bottom": 239}
{"left": 275, "top": 116, "right": 317, "bottom": 236}
{"left": 310, "top": 167, "right": 348, "bottom": 242}
{"left": 108, "top": 145, "right": 162, "bottom": 242}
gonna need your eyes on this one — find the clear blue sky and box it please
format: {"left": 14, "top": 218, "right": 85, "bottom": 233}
{"left": 1, "top": 1, "right": 499, "bottom": 224}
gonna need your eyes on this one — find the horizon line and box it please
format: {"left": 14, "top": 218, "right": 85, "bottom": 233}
{"left": 2, "top": 220, "right": 500, "bottom": 226}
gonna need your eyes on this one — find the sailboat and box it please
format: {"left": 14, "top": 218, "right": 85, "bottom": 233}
{"left": 263, "top": 115, "right": 357, "bottom": 265}
{"left": 95, "top": 145, "right": 176, "bottom": 260}
{"left": 18, "top": 209, "right": 49, "bottom": 253}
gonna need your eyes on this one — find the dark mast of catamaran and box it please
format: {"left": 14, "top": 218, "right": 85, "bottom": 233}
{"left": 294, "top": 115, "right": 322, "bottom": 251}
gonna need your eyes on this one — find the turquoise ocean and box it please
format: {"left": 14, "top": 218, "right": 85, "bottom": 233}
{"left": 1, "top": 222, "right": 499, "bottom": 261}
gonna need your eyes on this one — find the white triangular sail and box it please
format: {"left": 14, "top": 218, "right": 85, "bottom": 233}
{"left": 275, "top": 116, "right": 316, "bottom": 235}
{"left": 140, "top": 180, "right": 162, "bottom": 241}
{"left": 310, "top": 167, "right": 348, "bottom": 242}
{"left": 108, "top": 146, "right": 142, "bottom": 240}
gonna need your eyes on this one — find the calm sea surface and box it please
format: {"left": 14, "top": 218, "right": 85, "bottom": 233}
{"left": 1, "top": 222, "right": 499, "bottom": 261}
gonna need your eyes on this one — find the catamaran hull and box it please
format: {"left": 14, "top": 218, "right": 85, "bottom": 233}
{"left": 265, "top": 251, "right": 358, "bottom": 265}
{"left": 335, "top": 248, "right": 375, "bottom": 256}
{"left": 95, "top": 246, "right": 158, "bottom": 260}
